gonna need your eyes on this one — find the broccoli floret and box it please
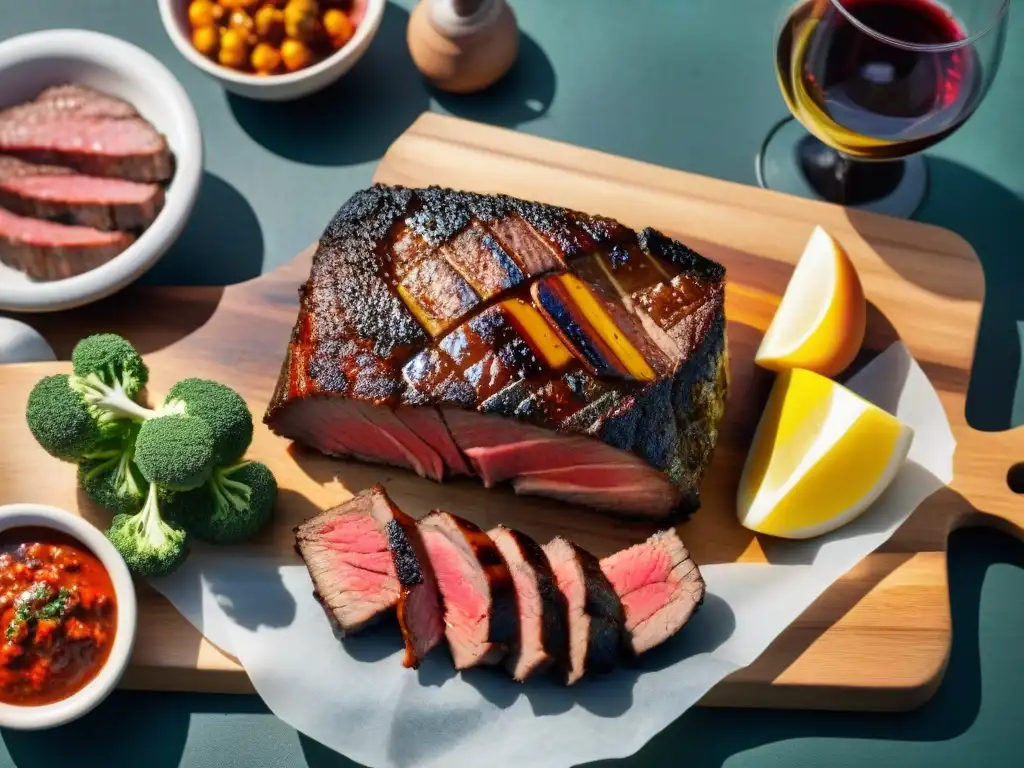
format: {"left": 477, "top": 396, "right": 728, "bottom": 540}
{"left": 72, "top": 333, "right": 149, "bottom": 399}
{"left": 162, "top": 378, "right": 253, "bottom": 465}
{"left": 25, "top": 336, "right": 156, "bottom": 461}
{"left": 78, "top": 425, "right": 148, "bottom": 515}
{"left": 26, "top": 375, "right": 131, "bottom": 461}
{"left": 169, "top": 461, "right": 278, "bottom": 544}
{"left": 134, "top": 415, "right": 216, "bottom": 491}
{"left": 106, "top": 483, "right": 188, "bottom": 578}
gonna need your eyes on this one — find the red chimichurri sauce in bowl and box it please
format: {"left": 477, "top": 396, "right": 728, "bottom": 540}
{"left": 0, "top": 527, "right": 118, "bottom": 707}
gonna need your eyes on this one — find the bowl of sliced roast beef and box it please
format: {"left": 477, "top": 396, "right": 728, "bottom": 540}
{"left": 0, "top": 29, "right": 202, "bottom": 312}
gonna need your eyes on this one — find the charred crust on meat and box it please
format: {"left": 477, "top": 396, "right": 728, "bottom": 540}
{"left": 509, "top": 529, "right": 570, "bottom": 668}
{"left": 637, "top": 227, "right": 725, "bottom": 283}
{"left": 385, "top": 519, "right": 423, "bottom": 587}
{"left": 573, "top": 544, "right": 626, "bottom": 674}
{"left": 307, "top": 338, "right": 350, "bottom": 393}
{"left": 608, "top": 245, "right": 628, "bottom": 269}
{"left": 315, "top": 186, "right": 426, "bottom": 359}
{"left": 451, "top": 514, "right": 520, "bottom": 647}
{"left": 508, "top": 197, "right": 590, "bottom": 259}
{"left": 479, "top": 380, "right": 530, "bottom": 416}
{"left": 571, "top": 213, "right": 628, "bottom": 246}
{"left": 406, "top": 187, "right": 471, "bottom": 245}
{"left": 266, "top": 185, "right": 729, "bottom": 518}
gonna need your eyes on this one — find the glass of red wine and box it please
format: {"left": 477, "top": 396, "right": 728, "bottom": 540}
{"left": 757, "top": 0, "right": 1009, "bottom": 218}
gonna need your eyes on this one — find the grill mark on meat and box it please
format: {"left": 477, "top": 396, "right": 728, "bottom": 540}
{"left": 266, "top": 185, "right": 728, "bottom": 518}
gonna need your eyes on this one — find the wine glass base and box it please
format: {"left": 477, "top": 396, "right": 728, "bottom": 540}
{"left": 755, "top": 116, "right": 927, "bottom": 219}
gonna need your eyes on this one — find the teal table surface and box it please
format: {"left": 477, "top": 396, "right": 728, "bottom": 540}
{"left": 3, "top": 1, "right": 1024, "bottom": 766}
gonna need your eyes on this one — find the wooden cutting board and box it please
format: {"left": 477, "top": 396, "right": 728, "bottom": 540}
{"left": 0, "top": 112, "right": 1015, "bottom": 711}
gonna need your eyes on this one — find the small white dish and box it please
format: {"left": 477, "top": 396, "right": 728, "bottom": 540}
{"left": 0, "top": 29, "right": 203, "bottom": 313}
{"left": 0, "top": 318, "right": 55, "bottom": 364}
{"left": 0, "top": 503, "right": 138, "bottom": 730}
{"left": 158, "top": 0, "right": 386, "bottom": 101}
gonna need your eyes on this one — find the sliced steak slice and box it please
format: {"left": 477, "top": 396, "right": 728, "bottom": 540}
{"left": 391, "top": 406, "right": 473, "bottom": 477}
{"left": 34, "top": 84, "right": 140, "bottom": 119}
{"left": 293, "top": 487, "right": 401, "bottom": 634}
{"left": 418, "top": 511, "right": 518, "bottom": 669}
{"left": 543, "top": 537, "right": 625, "bottom": 684}
{"left": 0, "top": 85, "right": 173, "bottom": 182}
{"left": 0, "top": 154, "right": 164, "bottom": 231}
{"left": 366, "top": 486, "right": 444, "bottom": 668}
{"left": 442, "top": 407, "right": 681, "bottom": 517}
{"left": 488, "top": 525, "right": 568, "bottom": 681}
{"left": 599, "top": 529, "right": 705, "bottom": 655}
{"left": 0, "top": 206, "right": 133, "bottom": 280}
{"left": 275, "top": 398, "right": 445, "bottom": 481}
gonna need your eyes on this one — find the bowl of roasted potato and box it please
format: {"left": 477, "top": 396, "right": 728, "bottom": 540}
{"left": 158, "top": 0, "right": 384, "bottom": 101}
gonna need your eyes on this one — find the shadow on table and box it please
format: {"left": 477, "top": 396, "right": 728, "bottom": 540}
{"left": 3, "top": 171, "right": 260, "bottom": 357}
{"left": 226, "top": 1, "right": 556, "bottom": 167}
{"left": 848, "top": 158, "right": 1024, "bottom": 432}
{"left": 0, "top": 689, "right": 198, "bottom": 768}
{"left": 226, "top": 1, "right": 426, "bottom": 167}
{"left": 8, "top": 281, "right": 226, "bottom": 359}
{"left": 430, "top": 31, "right": 557, "bottom": 126}
{"left": 145, "top": 171, "right": 266, "bottom": 286}
{"left": 580, "top": 524, "right": 1020, "bottom": 768}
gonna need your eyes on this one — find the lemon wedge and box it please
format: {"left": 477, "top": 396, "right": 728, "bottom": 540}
{"left": 755, "top": 226, "right": 866, "bottom": 378}
{"left": 737, "top": 368, "right": 914, "bottom": 540}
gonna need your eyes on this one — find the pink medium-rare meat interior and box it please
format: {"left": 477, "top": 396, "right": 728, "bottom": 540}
{"left": 599, "top": 529, "right": 705, "bottom": 655}
{"left": 441, "top": 407, "right": 681, "bottom": 517}
{"left": 0, "top": 173, "right": 159, "bottom": 203}
{"left": 0, "top": 206, "right": 128, "bottom": 247}
{"left": 294, "top": 502, "right": 400, "bottom": 633}
{"left": 419, "top": 513, "right": 495, "bottom": 669}
{"left": 0, "top": 117, "right": 165, "bottom": 156}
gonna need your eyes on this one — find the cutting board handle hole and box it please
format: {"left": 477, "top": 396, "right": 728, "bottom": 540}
{"left": 1006, "top": 463, "right": 1024, "bottom": 494}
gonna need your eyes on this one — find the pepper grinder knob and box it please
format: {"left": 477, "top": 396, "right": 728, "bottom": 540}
{"left": 407, "top": 0, "right": 519, "bottom": 94}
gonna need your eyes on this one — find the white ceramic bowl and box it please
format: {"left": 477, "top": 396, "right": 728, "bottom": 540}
{"left": 0, "top": 29, "right": 203, "bottom": 313}
{"left": 159, "top": 0, "right": 386, "bottom": 101}
{"left": 0, "top": 503, "right": 138, "bottom": 730}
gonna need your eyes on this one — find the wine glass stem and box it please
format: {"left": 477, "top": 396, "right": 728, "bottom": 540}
{"left": 796, "top": 133, "right": 905, "bottom": 206}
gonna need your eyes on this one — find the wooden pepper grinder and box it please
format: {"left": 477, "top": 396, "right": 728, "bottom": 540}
{"left": 407, "top": 0, "right": 519, "bottom": 94}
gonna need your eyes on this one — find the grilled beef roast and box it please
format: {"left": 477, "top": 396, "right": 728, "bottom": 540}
{"left": 543, "top": 537, "right": 626, "bottom": 684}
{"left": 418, "top": 511, "right": 519, "bottom": 669}
{"left": 488, "top": 525, "right": 569, "bottom": 681}
{"left": 0, "top": 85, "right": 173, "bottom": 183}
{"left": 0, "top": 155, "right": 164, "bottom": 231}
{"left": 599, "top": 529, "right": 705, "bottom": 655}
{"left": 266, "top": 185, "right": 728, "bottom": 520}
{"left": 0, "top": 205, "right": 134, "bottom": 280}
{"left": 294, "top": 490, "right": 706, "bottom": 683}
{"left": 366, "top": 487, "right": 444, "bottom": 668}
{"left": 293, "top": 488, "right": 401, "bottom": 634}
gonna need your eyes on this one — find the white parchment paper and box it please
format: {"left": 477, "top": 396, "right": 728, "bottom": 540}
{"left": 151, "top": 341, "right": 955, "bottom": 768}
